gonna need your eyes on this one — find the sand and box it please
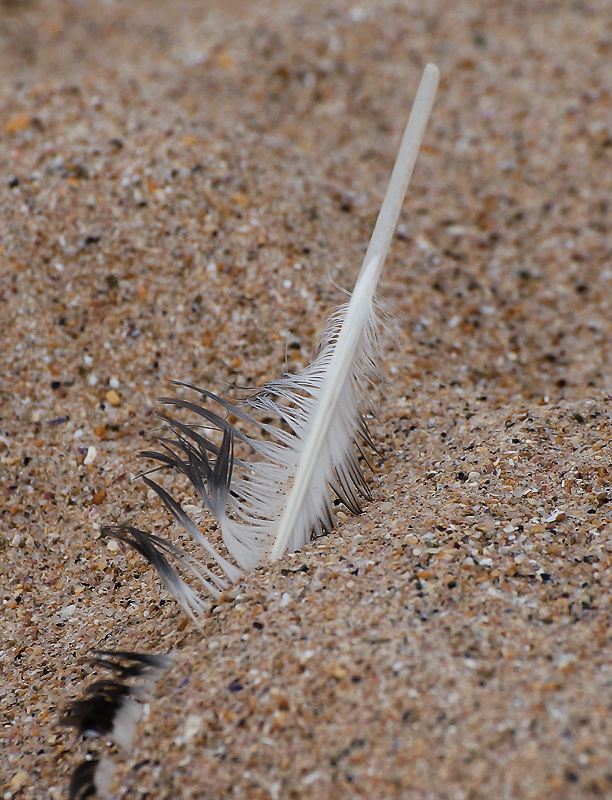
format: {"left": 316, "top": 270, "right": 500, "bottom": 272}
{"left": 1, "top": 1, "right": 610, "bottom": 798}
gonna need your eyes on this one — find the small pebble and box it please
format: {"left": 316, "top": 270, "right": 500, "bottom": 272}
{"left": 84, "top": 446, "right": 97, "bottom": 465}
{"left": 105, "top": 389, "right": 121, "bottom": 406}
{"left": 60, "top": 605, "right": 77, "bottom": 619}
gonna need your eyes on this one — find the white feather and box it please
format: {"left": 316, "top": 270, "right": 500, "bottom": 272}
{"left": 103, "top": 64, "right": 439, "bottom": 618}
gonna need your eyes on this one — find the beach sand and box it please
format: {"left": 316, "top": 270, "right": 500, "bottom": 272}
{"left": 1, "top": 1, "right": 610, "bottom": 798}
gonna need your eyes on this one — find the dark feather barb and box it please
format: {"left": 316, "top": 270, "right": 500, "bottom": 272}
{"left": 151, "top": 413, "right": 251, "bottom": 473}
{"left": 101, "top": 525, "right": 222, "bottom": 616}
{"left": 68, "top": 759, "right": 99, "bottom": 800}
{"left": 154, "top": 409, "right": 227, "bottom": 456}
{"left": 157, "top": 396, "right": 242, "bottom": 439}
{"left": 90, "top": 650, "right": 171, "bottom": 676}
{"left": 160, "top": 390, "right": 295, "bottom": 446}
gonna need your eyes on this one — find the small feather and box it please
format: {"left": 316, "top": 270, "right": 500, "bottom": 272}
{"left": 61, "top": 679, "right": 129, "bottom": 738}
{"left": 68, "top": 759, "right": 99, "bottom": 800}
{"left": 63, "top": 650, "right": 170, "bottom": 799}
{"left": 61, "top": 649, "right": 170, "bottom": 740}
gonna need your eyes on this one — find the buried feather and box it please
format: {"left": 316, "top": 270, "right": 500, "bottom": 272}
{"left": 105, "top": 64, "right": 440, "bottom": 619}
{"left": 61, "top": 677, "right": 131, "bottom": 739}
{"left": 61, "top": 651, "right": 171, "bottom": 741}
{"left": 68, "top": 759, "right": 99, "bottom": 800}
{"left": 62, "top": 651, "right": 170, "bottom": 798}
{"left": 68, "top": 758, "right": 116, "bottom": 800}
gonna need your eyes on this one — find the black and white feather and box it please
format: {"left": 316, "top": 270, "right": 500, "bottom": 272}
{"left": 103, "top": 64, "right": 439, "bottom": 622}
{"left": 67, "top": 759, "right": 99, "bottom": 800}
{"left": 62, "top": 650, "right": 171, "bottom": 799}
{"left": 61, "top": 650, "right": 170, "bottom": 746}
